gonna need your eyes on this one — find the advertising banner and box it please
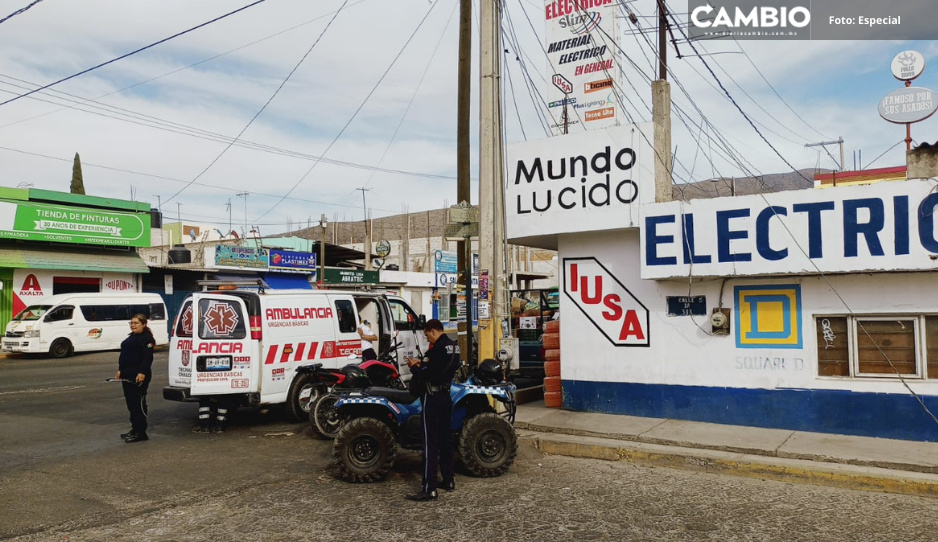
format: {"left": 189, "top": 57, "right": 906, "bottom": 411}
{"left": 0, "top": 199, "right": 150, "bottom": 247}
{"left": 544, "top": 0, "right": 620, "bottom": 135}
{"left": 269, "top": 249, "right": 316, "bottom": 270}
{"left": 215, "top": 245, "right": 269, "bottom": 269}
{"left": 641, "top": 178, "right": 938, "bottom": 279}
{"left": 323, "top": 268, "right": 379, "bottom": 285}
{"left": 505, "top": 125, "right": 656, "bottom": 247}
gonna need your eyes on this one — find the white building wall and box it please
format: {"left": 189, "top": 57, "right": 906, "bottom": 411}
{"left": 560, "top": 229, "right": 938, "bottom": 397}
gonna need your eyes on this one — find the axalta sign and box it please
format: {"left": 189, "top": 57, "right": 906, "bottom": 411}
{"left": 563, "top": 257, "right": 649, "bottom": 346}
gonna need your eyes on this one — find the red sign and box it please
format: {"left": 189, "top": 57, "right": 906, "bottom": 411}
{"left": 563, "top": 257, "right": 649, "bottom": 346}
{"left": 552, "top": 74, "right": 573, "bottom": 94}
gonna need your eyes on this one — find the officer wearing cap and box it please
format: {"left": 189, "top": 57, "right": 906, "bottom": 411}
{"left": 405, "top": 318, "right": 459, "bottom": 501}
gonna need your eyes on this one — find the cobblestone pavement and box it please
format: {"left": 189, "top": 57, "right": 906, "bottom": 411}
{"left": 6, "top": 434, "right": 938, "bottom": 542}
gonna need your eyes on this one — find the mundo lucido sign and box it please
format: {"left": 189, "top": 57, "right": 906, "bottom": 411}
{"left": 505, "top": 125, "right": 655, "bottom": 248}
{"left": 0, "top": 199, "right": 150, "bottom": 247}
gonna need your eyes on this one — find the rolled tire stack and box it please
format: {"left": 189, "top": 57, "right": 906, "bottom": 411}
{"left": 542, "top": 319, "right": 561, "bottom": 408}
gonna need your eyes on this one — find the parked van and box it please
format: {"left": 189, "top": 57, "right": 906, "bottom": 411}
{"left": 162, "top": 289, "right": 429, "bottom": 420}
{"left": 1, "top": 293, "right": 169, "bottom": 358}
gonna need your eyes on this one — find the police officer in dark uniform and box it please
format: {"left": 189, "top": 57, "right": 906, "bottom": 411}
{"left": 405, "top": 318, "right": 459, "bottom": 501}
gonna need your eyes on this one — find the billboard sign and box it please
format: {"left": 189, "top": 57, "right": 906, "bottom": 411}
{"left": 269, "top": 249, "right": 316, "bottom": 270}
{"left": 544, "top": 0, "right": 619, "bottom": 135}
{"left": 0, "top": 199, "right": 150, "bottom": 247}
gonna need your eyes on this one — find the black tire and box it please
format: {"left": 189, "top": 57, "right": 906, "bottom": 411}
{"left": 286, "top": 375, "right": 321, "bottom": 422}
{"left": 311, "top": 393, "right": 343, "bottom": 440}
{"left": 458, "top": 413, "right": 517, "bottom": 477}
{"left": 49, "top": 338, "right": 72, "bottom": 359}
{"left": 333, "top": 417, "right": 397, "bottom": 483}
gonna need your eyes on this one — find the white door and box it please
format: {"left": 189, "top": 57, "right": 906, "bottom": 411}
{"left": 167, "top": 299, "right": 193, "bottom": 388}
{"left": 190, "top": 294, "right": 256, "bottom": 397}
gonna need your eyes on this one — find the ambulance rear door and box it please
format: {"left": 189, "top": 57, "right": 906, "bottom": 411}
{"left": 167, "top": 298, "right": 193, "bottom": 388}
{"left": 190, "top": 293, "right": 258, "bottom": 397}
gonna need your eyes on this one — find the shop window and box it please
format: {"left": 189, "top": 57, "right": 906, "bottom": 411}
{"left": 855, "top": 319, "right": 918, "bottom": 377}
{"left": 816, "top": 317, "right": 849, "bottom": 377}
{"left": 926, "top": 317, "right": 938, "bottom": 379}
{"left": 53, "top": 277, "right": 100, "bottom": 295}
{"left": 437, "top": 294, "right": 450, "bottom": 323}
{"left": 816, "top": 315, "right": 921, "bottom": 379}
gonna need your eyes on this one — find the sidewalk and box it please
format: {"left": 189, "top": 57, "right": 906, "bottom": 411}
{"left": 515, "top": 401, "right": 938, "bottom": 497}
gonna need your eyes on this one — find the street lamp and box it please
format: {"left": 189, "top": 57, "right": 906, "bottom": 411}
{"left": 318, "top": 214, "right": 327, "bottom": 289}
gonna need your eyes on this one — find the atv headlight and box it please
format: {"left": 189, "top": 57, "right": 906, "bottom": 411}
{"left": 24, "top": 329, "right": 40, "bottom": 338}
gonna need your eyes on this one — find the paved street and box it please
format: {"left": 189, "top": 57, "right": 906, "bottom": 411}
{"left": 2, "top": 351, "right": 938, "bottom": 541}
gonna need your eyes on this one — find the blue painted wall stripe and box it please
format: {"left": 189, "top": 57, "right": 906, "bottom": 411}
{"left": 562, "top": 380, "right": 938, "bottom": 442}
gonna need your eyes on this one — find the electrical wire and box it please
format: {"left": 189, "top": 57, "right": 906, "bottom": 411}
{"left": 0, "top": 0, "right": 371, "bottom": 131}
{"left": 164, "top": 0, "right": 351, "bottom": 204}
{"left": 254, "top": 0, "right": 443, "bottom": 222}
{"left": 0, "top": 0, "right": 269, "bottom": 108}
{"left": 0, "top": 0, "right": 43, "bottom": 25}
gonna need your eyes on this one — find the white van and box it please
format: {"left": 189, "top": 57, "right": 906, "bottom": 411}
{"left": 1, "top": 293, "right": 169, "bottom": 358}
{"left": 162, "top": 289, "right": 429, "bottom": 420}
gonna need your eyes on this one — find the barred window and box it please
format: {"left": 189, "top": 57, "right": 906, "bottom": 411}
{"left": 816, "top": 316, "right": 927, "bottom": 379}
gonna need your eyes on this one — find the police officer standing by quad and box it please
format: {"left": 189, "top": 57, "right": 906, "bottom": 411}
{"left": 405, "top": 318, "right": 459, "bottom": 501}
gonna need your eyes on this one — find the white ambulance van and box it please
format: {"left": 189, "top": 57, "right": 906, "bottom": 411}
{"left": 162, "top": 289, "right": 429, "bottom": 420}
{"left": 1, "top": 293, "right": 169, "bottom": 358}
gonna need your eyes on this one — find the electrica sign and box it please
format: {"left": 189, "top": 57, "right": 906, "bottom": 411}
{"left": 641, "top": 178, "right": 938, "bottom": 279}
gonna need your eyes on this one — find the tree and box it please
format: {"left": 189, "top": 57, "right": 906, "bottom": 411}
{"left": 70, "top": 152, "right": 85, "bottom": 194}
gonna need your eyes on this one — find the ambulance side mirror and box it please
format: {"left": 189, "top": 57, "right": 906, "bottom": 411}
{"left": 417, "top": 315, "right": 426, "bottom": 329}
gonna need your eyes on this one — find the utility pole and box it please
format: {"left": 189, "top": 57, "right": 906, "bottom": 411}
{"left": 236, "top": 192, "right": 249, "bottom": 236}
{"left": 805, "top": 138, "right": 846, "bottom": 171}
{"left": 356, "top": 187, "right": 372, "bottom": 270}
{"left": 456, "top": 0, "right": 473, "bottom": 365}
{"left": 652, "top": 0, "right": 672, "bottom": 203}
{"left": 478, "top": 0, "right": 506, "bottom": 364}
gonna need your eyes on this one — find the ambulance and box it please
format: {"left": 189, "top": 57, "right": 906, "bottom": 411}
{"left": 161, "top": 289, "right": 429, "bottom": 420}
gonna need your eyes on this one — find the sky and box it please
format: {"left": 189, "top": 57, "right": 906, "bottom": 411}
{"left": 0, "top": 0, "right": 935, "bottom": 236}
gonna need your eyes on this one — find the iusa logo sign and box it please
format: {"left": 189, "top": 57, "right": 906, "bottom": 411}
{"left": 563, "top": 257, "right": 649, "bottom": 347}
{"left": 689, "top": 0, "right": 810, "bottom": 40}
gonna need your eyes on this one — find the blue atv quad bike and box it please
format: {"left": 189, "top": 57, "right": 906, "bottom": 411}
{"left": 332, "top": 359, "right": 518, "bottom": 483}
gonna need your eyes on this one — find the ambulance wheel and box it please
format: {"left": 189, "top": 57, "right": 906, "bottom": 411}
{"left": 311, "top": 393, "right": 343, "bottom": 439}
{"left": 333, "top": 417, "right": 397, "bottom": 483}
{"left": 49, "top": 338, "right": 72, "bottom": 359}
{"left": 458, "top": 413, "right": 517, "bottom": 477}
{"left": 287, "top": 375, "right": 320, "bottom": 422}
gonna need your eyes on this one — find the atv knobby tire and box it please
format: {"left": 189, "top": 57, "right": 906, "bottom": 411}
{"left": 311, "top": 393, "right": 342, "bottom": 439}
{"left": 458, "top": 412, "right": 517, "bottom": 477}
{"left": 333, "top": 417, "right": 397, "bottom": 483}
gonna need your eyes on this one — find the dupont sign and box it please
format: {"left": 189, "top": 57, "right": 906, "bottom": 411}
{"left": 552, "top": 74, "right": 573, "bottom": 94}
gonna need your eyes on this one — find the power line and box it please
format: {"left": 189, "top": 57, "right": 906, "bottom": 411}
{"left": 164, "top": 0, "right": 351, "bottom": 204}
{"left": 0, "top": 0, "right": 269, "bottom": 108}
{"left": 0, "top": 0, "right": 44, "bottom": 25}
{"left": 254, "top": 0, "right": 443, "bottom": 222}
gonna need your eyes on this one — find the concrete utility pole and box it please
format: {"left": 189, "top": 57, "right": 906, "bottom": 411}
{"left": 478, "top": 0, "right": 506, "bottom": 363}
{"left": 652, "top": 0, "right": 672, "bottom": 203}
{"left": 805, "top": 138, "right": 846, "bottom": 171}
{"left": 456, "top": 0, "right": 473, "bottom": 364}
{"left": 356, "top": 187, "right": 372, "bottom": 270}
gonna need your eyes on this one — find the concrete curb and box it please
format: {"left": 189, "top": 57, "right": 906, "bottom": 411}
{"left": 519, "top": 430, "right": 938, "bottom": 498}
{"left": 515, "top": 419, "right": 938, "bottom": 476}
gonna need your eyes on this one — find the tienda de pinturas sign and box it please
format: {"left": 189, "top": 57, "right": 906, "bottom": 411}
{"left": 0, "top": 199, "right": 150, "bottom": 247}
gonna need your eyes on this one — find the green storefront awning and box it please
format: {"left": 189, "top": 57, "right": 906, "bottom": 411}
{"left": 0, "top": 246, "right": 149, "bottom": 273}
